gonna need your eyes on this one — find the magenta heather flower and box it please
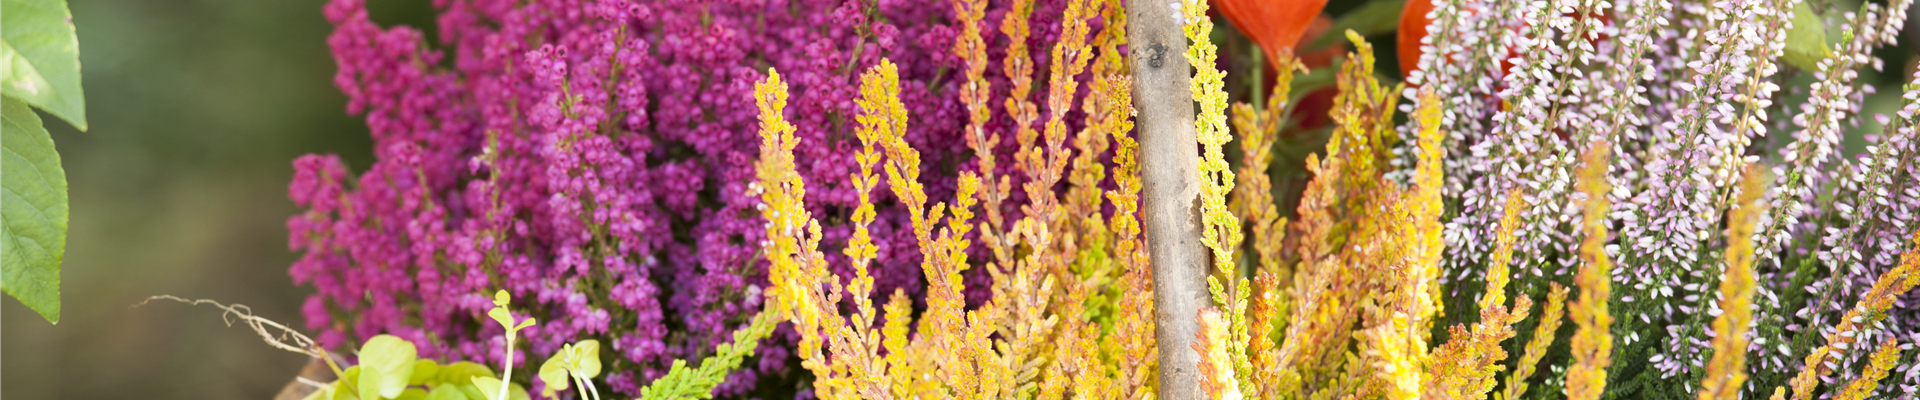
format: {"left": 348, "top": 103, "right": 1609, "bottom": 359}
{"left": 292, "top": 0, "right": 1094, "bottom": 397}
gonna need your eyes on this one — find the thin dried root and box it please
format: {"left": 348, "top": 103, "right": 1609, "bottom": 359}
{"left": 136, "top": 294, "right": 351, "bottom": 386}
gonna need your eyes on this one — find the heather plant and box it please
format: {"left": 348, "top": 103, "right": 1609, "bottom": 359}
{"left": 289, "top": 0, "right": 1109, "bottom": 396}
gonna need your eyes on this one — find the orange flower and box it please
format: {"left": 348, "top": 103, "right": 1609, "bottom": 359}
{"left": 1215, "top": 0, "right": 1329, "bottom": 68}
{"left": 1396, "top": 0, "right": 1435, "bottom": 78}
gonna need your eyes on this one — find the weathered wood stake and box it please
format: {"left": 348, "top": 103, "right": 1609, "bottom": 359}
{"left": 1125, "top": 2, "right": 1208, "bottom": 399}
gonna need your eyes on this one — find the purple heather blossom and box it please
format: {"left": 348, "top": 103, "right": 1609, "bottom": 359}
{"left": 292, "top": 0, "right": 1095, "bottom": 397}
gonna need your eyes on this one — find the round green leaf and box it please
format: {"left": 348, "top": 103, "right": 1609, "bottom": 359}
{"left": 1, "top": 96, "right": 64, "bottom": 323}
{"left": 1782, "top": 1, "right": 1832, "bottom": 73}
{"left": 0, "top": 0, "right": 86, "bottom": 130}
{"left": 467, "top": 377, "right": 527, "bottom": 400}
{"left": 538, "top": 351, "right": 569, "bottom": 398}
{"left": 424, "top": 385, "right": 472, "bottom": 400}
{"left": 330, "top": 384, "right": 360, "bottom": 400}
{"left": 393, "top": 388, "right": 429, "bottom": 400}
{"left": 470, "top": 377, "right": 504, "bottom": 400}
{"left": 409, "top": 359, "right": 441, "bottom": 385}
{"left": 359, "top": 366, "right": 385, "bottom": 400}
{"left": 435, "top": 362, "right": 494, "bottom": 384}
{"left": 570, "top": 340, "right": 600, "bottom": 379}
{"left": 358, "top": 335, "right": 418, "bottom": 399}
{"left": 507, "top": 383, "right": 530, "bottom": 400}
{"left": 451, "top": 383, "right": 489, "bottom": 400}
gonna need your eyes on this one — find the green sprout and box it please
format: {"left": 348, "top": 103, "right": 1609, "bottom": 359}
{"left": 481, "top": 290, "right": 537, "bottom": 400}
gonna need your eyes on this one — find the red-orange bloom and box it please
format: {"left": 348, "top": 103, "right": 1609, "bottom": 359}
{"left": 1215, "top": 0, "right": 1330, "bottom": 69}
{"left": 1397, "top": 0, "right": 1435, "bottom": 77}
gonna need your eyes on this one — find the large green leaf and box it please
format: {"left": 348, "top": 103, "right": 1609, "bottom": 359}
{"left": 1, "top": 0, "right": 86, "bottom": 130}
{"left": 1781, "top": 1, "right": 1831, "bottom": 73}
{"left": 1, "top": 96, "right": 64, "bottom": 323}
{"left": 359, "top": 334, "right": 420, "bottom": 399}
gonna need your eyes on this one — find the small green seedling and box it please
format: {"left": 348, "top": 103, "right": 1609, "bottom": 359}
{"left": 484, "top": 290, "right": 537, "bottom": 400}
{"left": 539, "top": 340, "right": 604, "bottom": 400}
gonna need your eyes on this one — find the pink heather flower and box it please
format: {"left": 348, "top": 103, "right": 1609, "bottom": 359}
{"left": 293, "top": 0, "right": 1098, "bottom": 397}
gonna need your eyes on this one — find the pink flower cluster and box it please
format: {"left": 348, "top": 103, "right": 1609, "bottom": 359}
{"left": 291, "top": 0, "right": 1087, "bottom": 397}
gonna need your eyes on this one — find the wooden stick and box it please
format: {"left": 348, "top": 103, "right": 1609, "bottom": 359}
{"left": 1125, "top": 3, "right": 1209, "bottom": 399}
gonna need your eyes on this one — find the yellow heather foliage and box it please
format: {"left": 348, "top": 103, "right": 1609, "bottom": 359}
{"left": 882, "top": 291, "right": 932, "bottom": 399}
{"left": 1328, "top": 30, "right": 1403, "bottom": 183}
{"left": 867, "top": 60, "right": 997, "bottom": 400}
{"left": 1101, "top": 31, "right": 1155, "bottom": 397}
{"left": 1361, "top": 85, "right": 1446, "bottom": 400}
{"left": 953, "top": 0, "right": 1013, "bottom": 268}
{"left": 1831, "top": 338, "right": 1901, "bottom": 400}
{"left": 1232, "top": 55, "right": 1299, "bottom": 400}
{"left": 1274, "top": 148, "right": 1349, "bottom": 392}
{"left": 759, "top": 0, "right": 1145, "bottom": 395}
{"left": 1499, "top": 283, "right": 1568, "bottom": 400}
{"left": 1270, "top": 33, "right": 1409, "bottom": 398}
{"left": 1786, "top": 227, "right": 1920, "bottom": 400}
{"left": 1565, "top": 142, "right": 1616, "bottom": 400}
{"left": 1233, "top": 55, "right": 1297, "bottom": 285}
{"left": 754, "top": 69, "right": 891, "bottom": 400}
{"left": 1426, "top": 187, "right": 1530, "bottom": 400}
{"left": 1178, "top": 2, "right": 1259, "bottom": 398}
{"left": 1003, "top": 0, "right": 1040, "bottom": 209}
{"left": 1179, "top": 0, "right": 1241, "bottom": 276}
{"left": 1484, "top": 190, "right": 1524, "bottom": 313}
{"left": 1696, "top": 166, "right": 1769, "bottom": 400}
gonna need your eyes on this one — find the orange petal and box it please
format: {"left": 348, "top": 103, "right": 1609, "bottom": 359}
{"left": 1215, "top": 0, "right": 1330, "bottom": 66}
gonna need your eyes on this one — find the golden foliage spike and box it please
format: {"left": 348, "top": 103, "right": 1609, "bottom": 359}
{"left": 1696, "top": 166, "right": 1769, "bottom": 400}
{"left": 881, "top": 291, "right": 930, "bottom": 399}
{"left": 1405, "top": 85, "right": 1446, "bottom": 323}
{"left": 985, "top": 0, "right": 1063, "bottom": 393}
{"left": 1501, "top": 283, "right": 1568, "bottom": 400}
{"left": 859, "top": 59, "right": 997, "bottom": 400}
{"left": 1195, "top": 308, "right": 1244, "bottom": 400}
{"left": 1485, "top": 190, "right": 1524, "bottom": 312}
{"left": 1425, "top": 186, "right": 1530, "bottom": 400}
{"left": 1066, "top": 0, "right": 1122, "bottom": 233}
{"left": 1179, "top": 1, "right": 1263, "bottom": 397}
{"left": 1785, "top": 228, "right": 1920, "bottom": 400}
{"left": 754, "top": 69, "right": 890, "bottom": 400}
{"left": 1831, "top": 338, "right": 1902, "bottom": 400}
{"left": 1033, "top": 0, "right": 1096, "bottom": 318}
{"left": 1178, "top": 0, "right": 1241, "bottom": 284}
{"left": 1360, "top": 84, "right": 1446, "bottom": 400}
{"left": 1273, "top": 152, "right": 1347, "bottom": 392}
{"left": 1565, "top": 142, "right": 1617, "bottom": 400}
{"left": 846, "top": 55, "right": 893, "bottom": 372}
{"left": 1327, "top": 30, "right": 1403, "bottom": 182}
{"left": 1025, "top": 0, "right": 1094, "bottom": 268}
{"left": 1232, "top": 52, "right": 1299, "bottom": 281}
{"left": 1234, "top": 53, "right": 1299, "bottom": 400}
{"left": 1267, "top": 33, "right": 1410, "bottom": 397}
{"left": 1002, "top": 0, "right": 1040, "bottom": 195}
{"left": 952, "top": 0, "right": 1013, "bottom": 269}
{"left": 1099, "top": 19, "right": 1156, "bottom": 395}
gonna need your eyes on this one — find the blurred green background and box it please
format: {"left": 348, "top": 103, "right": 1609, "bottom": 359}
{"left": 2, "top": 0, "right": 375, "bottom": 398}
